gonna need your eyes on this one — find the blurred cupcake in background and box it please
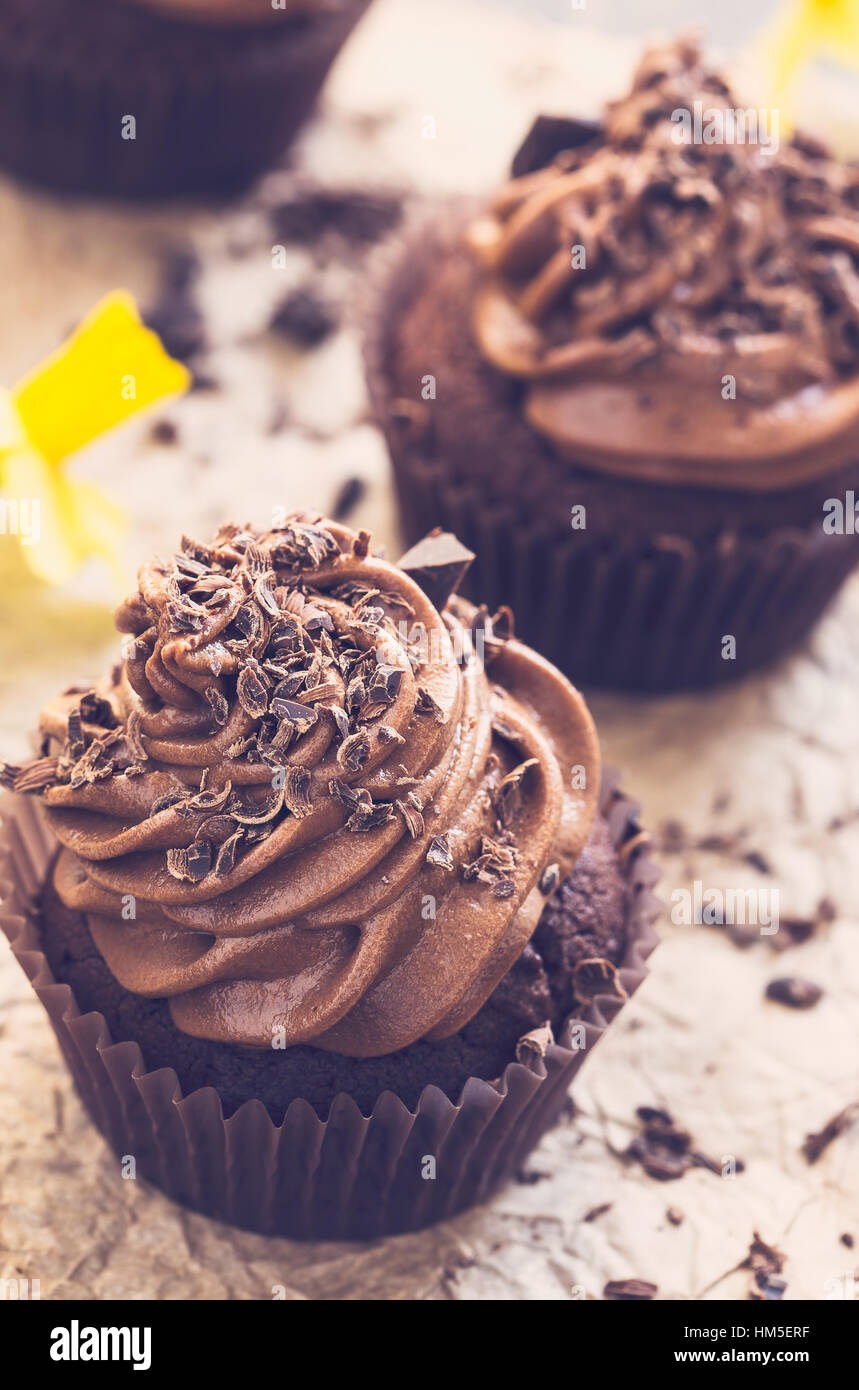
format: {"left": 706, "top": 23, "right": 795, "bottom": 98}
{"left": 366, "top": 37, "right": 859, "bottom": 692}
{"left": 0, "top": 0, "right": 373, "bottom": 199}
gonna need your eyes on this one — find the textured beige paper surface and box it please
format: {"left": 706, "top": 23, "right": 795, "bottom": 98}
{"left": 0, "top": 0, "right": 857, "bottom": 1301}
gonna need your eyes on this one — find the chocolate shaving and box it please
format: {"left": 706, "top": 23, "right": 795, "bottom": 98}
{"left": 802, "top": 1103, "right": 859, "bottom": 1164}
{"left": 573, "top": 957, "right": 628, "bottom": 1003}
{"left": 167, "top": 843, "right": 211, "bottom": 882}
{"left": 426, "top": 833, "right": 454, "bottom": 872}
{"left": 337, "top": 730, "right": 371, "bottom": 772}
{"left": 230, "top": 789, "right": 285, "bottom": 825}
{"left": 236, "top": 664, "right": 269, "bottom": 718}
{"left": 282, "top": 766, "right": 313, "bottom": 819}
{"left": 215, "top": 828, "right": 244, "bottom": 875}
{"left": 203, "top": 688, "right": 229, "bottom": 727}
{"left": 395, "top": 794, "right": 424, "bottom": 839}
{"left": 495, "top": 757, "right": 538, "bottom": 828}
{"left": 415, "top": 687, "right": 446, "bottom": 722}
{"left": 603, "top": 1280, "right": 657, "bottom": 1302}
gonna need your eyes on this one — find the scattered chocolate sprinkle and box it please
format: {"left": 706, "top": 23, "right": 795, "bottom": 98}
{"left": 666, "top": 1207, "right": 684, "bottom": 1227}
{"left": 150, "top": 419, "right": 179, "bottom": 446}
{"left": 583, "top": 1202, "right": 613, "bottom": 1223}
{"left": 352, "top": 529, "right": 371, "bottom": 559}
{"left": 802, "top": 1102, "right": 859, "bottom": 1164}
{"left": 604, "top": 1279, "right": 657, "bottom": 1302}
{"left": 625, "top": 1106, "right": 737, "bottom": 1183}
{"left": 270, "top": 287, "right": 338, "bottom": 347}
{"left": 743, "top": 1234, "right": 787, "bottom": 1301}
{"left": 269, "top": 187, "right": 403, "bottom": 247}
{"left": 840, "top": 1233, "right": 854, "bottom": 1249}
{"left": 765, "top": 976, "right": 824, "bottom": 1009}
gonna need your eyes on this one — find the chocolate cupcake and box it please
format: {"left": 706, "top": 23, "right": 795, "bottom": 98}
{"left": 0, "top": 516, "right": 657, "bottom": 1239}
{"left": 366, "top": 39, "right": 859, "bottom": 691}
{"left": 0, "top": 0, "right": 372, "bottom": 199}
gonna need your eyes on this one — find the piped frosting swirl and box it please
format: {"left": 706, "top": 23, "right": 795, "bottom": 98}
{"left": 6, "top": 518, "right": 599, "bottom": 1056}
{"left": 468, "top": 37, "right": 859, "bottom": 490}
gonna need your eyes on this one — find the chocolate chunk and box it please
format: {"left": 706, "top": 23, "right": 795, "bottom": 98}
{"left": 765, "top": 977, "right": 823, "bottom": 1009}
{"left": 511, "top": 113, "right": 601, "bottom": 178}
{"left": 802, "top": 1103, "right": 859, "bottom": 1164}
{"left": 398, "top": 529, "right": 475, "bottom": 613}
{"left": 270, "top": 287, "right": 338, "bottom": 348}
{"left": 150, "top": 419, "right": 179, "bottom": 446}
{"left": 269, "top": 187, "right": 403, "bottom": 246}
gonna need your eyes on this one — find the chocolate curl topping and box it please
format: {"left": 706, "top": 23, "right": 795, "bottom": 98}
{"left": 19, "top": 513, "right": 601, "bottom": 1057}
{"left": 469, "top": 37, "right": 859, "bottom": 404}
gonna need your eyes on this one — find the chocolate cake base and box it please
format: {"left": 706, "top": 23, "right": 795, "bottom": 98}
{"left": 38, "top": 812, "right": 627, "bottom": 1122}
{"left": 0, "top": 0, "right": 372, "bottom": 199}
{"left": 365, "top": 213, "right": 859, "bottom": 692}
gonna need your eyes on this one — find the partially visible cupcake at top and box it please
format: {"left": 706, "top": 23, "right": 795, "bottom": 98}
{"left": 0, "top": 515, "right": 657, "bottom": 1239}
{"left": 366, "top": 37, "right": 859, "bottom": 692}
{"left": 0, "top": 0, "right": 373, "bottom": 199}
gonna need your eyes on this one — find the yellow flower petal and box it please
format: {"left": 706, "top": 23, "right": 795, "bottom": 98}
{"left": 12, "top": 290, "right": 191, "bottom": 465}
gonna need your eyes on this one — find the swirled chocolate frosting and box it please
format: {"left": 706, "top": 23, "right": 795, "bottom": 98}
{"left": 5, "top": 518, "right": 599, "bottom": 1056}
{"left": 468, "top": 37, "right": 859, "bottom": 490}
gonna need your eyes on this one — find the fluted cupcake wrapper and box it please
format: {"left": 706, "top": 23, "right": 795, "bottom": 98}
{"left": 0, "top": 779, "right": 659, "bottom": 1241}
{"left": 364, "top": 213, "right": 859, "bottom": 693}
{"left": 0, "top": 0, "right": 372, "bottom": 200}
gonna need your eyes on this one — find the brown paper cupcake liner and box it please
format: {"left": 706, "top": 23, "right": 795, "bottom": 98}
{"left": 0, "top": 778, "right": 659, "bottom": 1241}
{"left": 364, "top": 213, "right": 859, "bottom": 693}
{"left": 0, "top": 0, "right": 372, "bottom": 199}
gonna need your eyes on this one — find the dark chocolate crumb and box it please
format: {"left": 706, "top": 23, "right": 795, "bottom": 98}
{"left": 604, "top": 1279, "right": 657, "bottom": 1301}
{"left": 765, "top": 976, "right": 823, "bottom": 1009}
{"left": 583, "top": 1202, "right": 613, "bottom": 1222}
{"left": 270, "top": 287, "right": 338, "bottom": 348}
